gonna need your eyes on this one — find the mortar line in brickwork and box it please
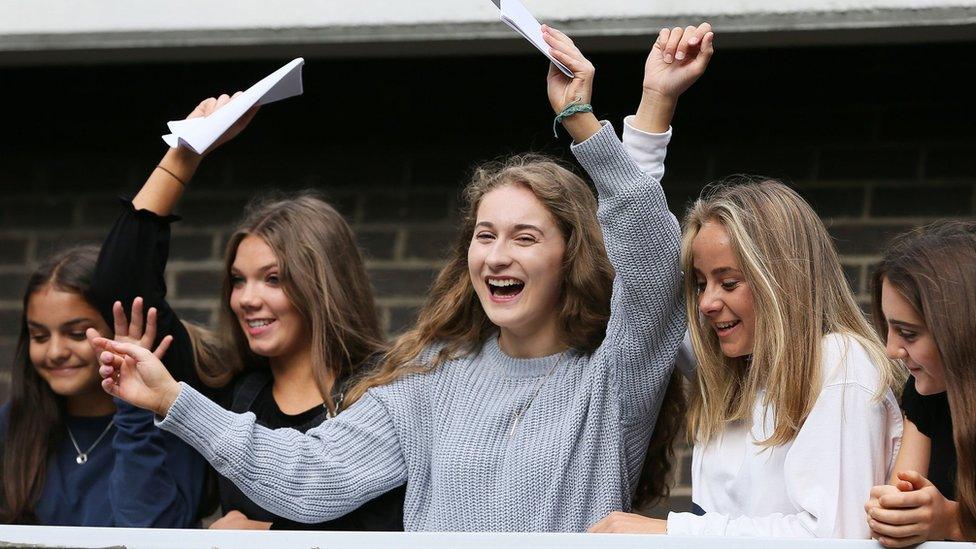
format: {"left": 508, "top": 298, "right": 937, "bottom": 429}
{"left": 375, "top": 297, "right": 427, "bottom": 307}
{"left": 392, "top": 227, "right": 408, "bottom": 262}
{"left": 365, "top": 260, "right": 446, "bottom": 269}
{"left": 861, "top": 184, "right": 872, "bottom": 219}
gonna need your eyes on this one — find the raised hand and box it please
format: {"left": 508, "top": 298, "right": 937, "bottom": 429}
{"left": 632, "top": 22, "right": 714, "bottom": 134}
{"left": 184, "top": 92, "right": 259, "bottom": 155}
{"left": 542, "top": 25, "right": 602, "bottom": 142}
{"left": 867, "top": 471, "right": 963, "bottom": 546}
{"left": 643, "top": 23, "right": 714, "bottom": 100}
{"left": 87, "top": 334, "right": 182, "bottom": 417}
{"left": 543, "top": 25, "right": 595, "bottom": 114}
{"left": 112, "top": 297, "right": 173, "bottom": 360}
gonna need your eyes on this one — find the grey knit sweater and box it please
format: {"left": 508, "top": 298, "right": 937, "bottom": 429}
{"left": 158, "top": 122, "right": 685, "bottom": 532}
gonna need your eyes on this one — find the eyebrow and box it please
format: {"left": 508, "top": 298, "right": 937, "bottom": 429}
{"left": 230, "top": 262, "right": 278, "bottom": 275}
{"left": 692, "top": 266, "right": 740, "bottom": 277}
{"left": 888, "top": 319, "right": 924, "bottom": 331}
{"left": 27, "top": 318, "right": 94, "bottom": 330}
{"left": 475, "top": 221, "right": 546, "bottom": 235}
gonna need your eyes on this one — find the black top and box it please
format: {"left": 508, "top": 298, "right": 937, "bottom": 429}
{"left": 93, "top": 200, "right": 405, "bottom": 530}
{"left": 901, "top": 376, "right": 956, "bottom": 498}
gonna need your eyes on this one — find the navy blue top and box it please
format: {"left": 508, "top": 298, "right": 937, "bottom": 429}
{"left": 0, "top": 399, "right": 205, "bottom": 526}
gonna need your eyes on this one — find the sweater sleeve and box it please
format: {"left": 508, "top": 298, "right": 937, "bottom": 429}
{"left": 157, "top": 383, "right": 408, "bottom": 524}
{"left": 668, "top": 338, "right": 902, "bottom": 538}
{"left": 107, "top": 398, "right": 204, "bottom": 527}
{"left": 91, "top": 200, "right": 225, "bottom": 402}
{"left": 570, "top": 122, "right": 685, "bottom": 423}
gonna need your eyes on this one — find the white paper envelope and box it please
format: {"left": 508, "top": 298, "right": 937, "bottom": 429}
{"left": 496, "top": 0, "right": 573, "bottom": 77}
{"left": 162, "top": 58, "right": 305, "bottom": 154}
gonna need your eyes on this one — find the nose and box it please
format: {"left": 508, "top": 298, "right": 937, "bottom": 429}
{"left": 885, "top": 331, "right": 907, "bottom": 360}
{"left": 46, "top": 336, "right": 71, "bottom": 365}
{"left": 697, "top": 284, "right": 722, "bottom": 317}
{"left": 485, "top": 239, "right": 513, "bottom": 271}
{"left": 237, "top": 281, "right": 262, "bottom": 310}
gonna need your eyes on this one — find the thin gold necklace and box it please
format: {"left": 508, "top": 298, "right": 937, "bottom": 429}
{"left": 507, "top": 352, "right": 564, "bottom": 439}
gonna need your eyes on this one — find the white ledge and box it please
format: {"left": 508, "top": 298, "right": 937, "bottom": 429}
{"left": 0, "top": 526, "right": 972, "bottom": 549}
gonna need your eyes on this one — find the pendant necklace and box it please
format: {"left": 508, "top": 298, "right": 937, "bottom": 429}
{"left": 66, "top": 419, "right": 115, "bottom": 465}
{"left": 508, "top": 352, "right": 565, "bottom": 440}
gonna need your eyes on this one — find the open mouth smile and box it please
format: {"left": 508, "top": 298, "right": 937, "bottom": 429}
{"left": 244, "top": 318, "right": 277, "bottom": 336}
{"left": 714, "top": 319, "right": 741, "bottom": 337}
{"left": 486, "top": 276, "right": 525, "bottom": 302}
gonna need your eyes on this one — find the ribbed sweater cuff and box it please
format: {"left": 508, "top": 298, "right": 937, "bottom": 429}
{"left": 156, "top": 382, "right": 233, "bottom": 464}
{"left": 570, "top": 121, "right": 669, "bottom": 198}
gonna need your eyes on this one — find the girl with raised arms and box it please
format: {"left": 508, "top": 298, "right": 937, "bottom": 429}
{"left": 88, "top": 96, "right": 405, "bottom": 530}
{"left": 89, "top": 24, "right": 713, "bottom": 531}
{"left": 864, "top": 220, "right": 976, "bottom": 546}
{"left": 0, "top": 246, "right": 204, "bottom": 526}
{"left": 592, "top": 35, "right": 904, "bottom": 532}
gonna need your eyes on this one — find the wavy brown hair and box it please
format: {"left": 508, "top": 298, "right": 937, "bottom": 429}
{"left": 683, "top": 177, "right": 899, "bottom": 447}
{"left": 1, "top": 246, "right": 99, "bottom": 524}
{"left": 347, "top": 153, "right": 683, "bottom": 505}
{"left": 215, "top": 191, "right": 385, "bottom": 407}
{"left": 871, "top": 220, "right": 976, "bottom": 540}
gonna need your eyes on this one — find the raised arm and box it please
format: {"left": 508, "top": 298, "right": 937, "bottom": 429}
{"left": 92, "top": 339, "right": 407, "bottom": 523}
{"left": 544, "top": 25, "right": 711, "bottom": 422}
{"left": 90, "top": 95, "right": 256, "bottom": 394}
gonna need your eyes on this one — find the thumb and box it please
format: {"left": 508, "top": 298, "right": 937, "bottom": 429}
{"left": 109, "top": 340, "right": 157, "bottom": 363}
{"left": 897, "top": 470, "right": 932, "bottom": 490}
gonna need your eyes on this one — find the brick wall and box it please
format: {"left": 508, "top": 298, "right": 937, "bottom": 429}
{"left": 1, "top": 41, "right": 974, "bottom": 517}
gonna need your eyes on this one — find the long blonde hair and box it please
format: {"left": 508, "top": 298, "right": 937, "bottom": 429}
{"left": 346, "top": 154, "right": 613, "bottom": 402}
{"left": 198, "top": 191, "right": 385, "bottom": 403}
{"left": 683, "top": 177, "right": 900, "bottom": 446}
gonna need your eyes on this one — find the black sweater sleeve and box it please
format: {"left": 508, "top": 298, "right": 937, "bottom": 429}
{"left": 91, "top": 200, "right": 230, "bottom": 404}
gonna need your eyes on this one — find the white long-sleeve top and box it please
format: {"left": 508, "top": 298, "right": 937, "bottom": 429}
{"left": 622, "top": 119, "right": 904, "bottom": 539}
{"left": 670, "top": 333, "right": 902, "bottom": 538}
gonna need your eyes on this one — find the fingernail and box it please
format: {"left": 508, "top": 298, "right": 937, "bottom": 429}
{"left": 665, "top": 53, "right": 673, "bottom": 63}
{"left": 675, "top": 51, "right": 685, "bottom": 61}
{"left": 689, "top": 37, "right": 699, "bottom": 45}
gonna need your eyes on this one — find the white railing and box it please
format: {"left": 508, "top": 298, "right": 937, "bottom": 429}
{"left": 0, "top": 526, "right": 972, "bottom": 549}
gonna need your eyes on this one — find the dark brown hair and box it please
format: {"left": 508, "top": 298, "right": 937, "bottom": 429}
{"left": 1, "top": 245, "right": 99, "bottom": 524}
{"left": 871, "top": 220, "right": 976, "bottom": 539}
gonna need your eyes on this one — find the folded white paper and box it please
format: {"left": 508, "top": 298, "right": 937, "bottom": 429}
{"left": 162, "top": 58, "right": 305, "bottom": 154}
{"left": 494, "top": 0, "right": 573, "bottom": 77}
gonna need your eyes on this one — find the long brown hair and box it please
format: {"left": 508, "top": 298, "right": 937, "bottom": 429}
{"left": 347, "top": 154, "right": 613, "bottom": 400}
{"left": 871, "top": 220, "right": 976, "bottom": 539}
{"left": 347, "top": 153, "right": 684, "bottom": 506}
{"left": 216, "top": 191, "right": 385, "bottom": 405}
{"left": 1, "top": 246, "right": 99, "bottom": 524}
{"left": 683, "top": 178, "right": 899, "bottom": 447}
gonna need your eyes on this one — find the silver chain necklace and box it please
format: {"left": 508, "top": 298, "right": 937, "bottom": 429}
{"left": 507, "top": 352, "right": 565, "bottom": 439}
{"left": 66, "top": 420, "right": 115, "bottom": 465}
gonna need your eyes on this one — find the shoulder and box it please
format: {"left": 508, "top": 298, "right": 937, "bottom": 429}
{"left": 818, "top": 332, "right": 887, "bottom": 392}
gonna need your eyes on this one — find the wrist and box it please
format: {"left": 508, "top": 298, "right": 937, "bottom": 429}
{"left": 945, "top": 500, "right": 964, "bottom": 541}
{"left": 561, "top": 112, "right": 602, "bottom": 143}
{"left": 157, "top": 381, "right": 182, "bottom": 417}
{"left": 634, "top": 89, "right": 677, "bottom": 134}
{"left": 160, "top": 147, "right": 201, "bottom": 183}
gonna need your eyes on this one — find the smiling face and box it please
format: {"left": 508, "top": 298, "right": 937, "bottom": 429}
{"left": 229, "top": 235, "right": 308, "bottom": 360}
{"left": 881, "top": 278, "right": 945, "bottom": 395}
{"left": 27, "top": 286, "right": 111, "bottom": 399}
{"left": 467, "top": 184, "right": 566, "bottom": 347}
{"left": 691, "top": 221, "right": 757, "bottom": 358}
